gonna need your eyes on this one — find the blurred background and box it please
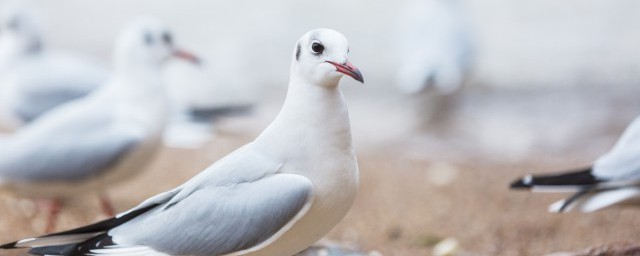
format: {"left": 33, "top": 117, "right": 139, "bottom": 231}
{"left": 1, "top": 0, "right": 640, "bottom": 255}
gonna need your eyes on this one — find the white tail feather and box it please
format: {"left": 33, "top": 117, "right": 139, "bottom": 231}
{"left": 547, "top": 188, "right": 640, "bottom": 213}
{"left": 15, "top": 232, "right": 102, "bottom": 248}
{"left": 578, "top": 188, "right": 640, "bottom": 212}
{"left": 90, "top": 245, "right": 167, "bottom": 256}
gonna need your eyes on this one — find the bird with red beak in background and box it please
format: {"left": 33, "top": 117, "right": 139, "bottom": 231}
{"left": 0, "top": 17, "right": 199, "bottom": 233}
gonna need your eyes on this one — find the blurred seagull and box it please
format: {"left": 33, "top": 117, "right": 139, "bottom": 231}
{"left": 511, "top": 116, "right": 640, "bottom": 213}
{"left": 1, "top": 28, "right": 363, "bottom": 256}
{"left": 162, "top": 39, "right": 256, "bottom": 148}
{"left": 0, "top": 18, "right": 199, "bottom": 232}
{"left": 163, "top": 63, "right": 254, "bottom": 149}
{"left": 0, "top": 1, "right": 109, "bottom": 129}
{"left": 394, "top": 0, "right": 473, "bottom": 95}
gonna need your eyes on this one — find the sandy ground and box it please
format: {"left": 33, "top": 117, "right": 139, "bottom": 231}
{"left": 1, "top": 85, "right": 640, "bottom": 256}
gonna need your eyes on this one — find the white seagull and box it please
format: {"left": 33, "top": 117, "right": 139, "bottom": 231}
{"left": 511, "top": 116, "right": 640, "bottom": 213}
{"left": 0, "top": 1, "right": 109, "bottom": 129}
{"left": 394, "top": 0, "right": 473, "bottom": 95}
{"left": 0, "top": 28, "right": 364, "bottom": 256}
{"left": 0, "top": 18, "right": 199, "bottom": 232}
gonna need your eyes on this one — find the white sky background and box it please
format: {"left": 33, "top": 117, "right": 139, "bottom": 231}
{"left": 6, "top": 0, "right": 640, "bottom": 92}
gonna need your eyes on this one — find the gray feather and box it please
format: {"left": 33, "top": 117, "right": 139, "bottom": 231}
{"left": 0, "top": 96, "right": 142, "bottom": 182}
{"left": 109, "top": 173, "right": 313, "bottom": 256}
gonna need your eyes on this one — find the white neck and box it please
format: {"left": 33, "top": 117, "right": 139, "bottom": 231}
{"left": 255, "top": 72, "right": 352, "bottom": 160}
{"left": 106, "top": 64, "right": 168, "bottom": 132}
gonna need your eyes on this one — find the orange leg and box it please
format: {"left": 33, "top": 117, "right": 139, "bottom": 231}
{"left": 98, "top": 193, "right": 115, "bottom": 217}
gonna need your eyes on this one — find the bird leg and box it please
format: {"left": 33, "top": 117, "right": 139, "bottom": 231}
{"left": 98, "top": 193, "right": 116, "bottom": 217}
{"left": 559, "top": 190, "right": 589, "bottom": 212}
{"left": 43, "top": 199, "right": 62, "bottom": 233}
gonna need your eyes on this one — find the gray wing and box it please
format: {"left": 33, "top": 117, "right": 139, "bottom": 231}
{"left": 107, "top": 173, "right": 313, "bottom": 256}
{"left": 0, "top": 125, "right": 142, "bottom": 182}
{"left": 10, "top": 52, "right": 109, "bottom": 122}
{"left": 13, "top": 86, "right": 94, "bottom": 122}
{"left": 0, "top": 97, "right": 143, "bottom": 182}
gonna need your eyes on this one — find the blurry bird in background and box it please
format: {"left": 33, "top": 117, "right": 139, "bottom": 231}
{"left": 0, "top": 17, "right": 199, "bottom": 232}
{"left": 511, "top": 116, "right": 640, "bottom": 213}
{"left": 394, "top": 0, "right": 474, "bottom": 132}
{"left": 0, "top": 1, "right": 109, "bottom": 130}
{"left": 0, "top": 1, "right": 253, "bottom": 146}
{"left": 162, "top": 60, "right": 255, "bottom": 149}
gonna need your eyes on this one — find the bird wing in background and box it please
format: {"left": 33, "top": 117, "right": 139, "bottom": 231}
{"left": 510, "top": 117, "right": 640, "bottom": 212}
{"left": 510, "top": 167, "right": 601, "bottom": 192}
{"left": 592, "top": 116, "right": 640, "bottom": 181}
{"left": 163, "top": 104, "right": 255, "bottom": 149}
{"left": 549, "top": 187, "right": 640, "bottom": 213}
{"left": 0, "top": 96, "right": 142, "bottom": 183}
{"left": 4, "top": 51, "right": 109, "bottom": 122}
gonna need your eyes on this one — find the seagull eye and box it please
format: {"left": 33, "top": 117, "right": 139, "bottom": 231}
{"left": 311, "top": 42, "right": 324, "bottom": 55}
{"left": 162, "top": 32, "right": 173, "bottom": 45}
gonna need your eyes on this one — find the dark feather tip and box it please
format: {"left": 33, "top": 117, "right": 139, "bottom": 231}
{"left": 0, "top": 241, "right": 17, "bottom": 249}
{"left": 509, "top": 167, "right": 598, "bottom": 190}
{"left": 510, "top": 177, "right": 533, "bottom": 189}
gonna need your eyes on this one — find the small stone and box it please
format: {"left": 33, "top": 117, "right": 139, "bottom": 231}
{"left": 368, "top": 250, "right": 384, "bottom": 256}
{"left": 426, "top": 162, "right": 458, "bottom": 186}
{"left": 433, "top": 237, "right": 460, "bottom": 256}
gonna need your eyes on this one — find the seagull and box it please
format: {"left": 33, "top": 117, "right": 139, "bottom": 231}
{"left": 0, "top": 1, "right": 109, "bottom": 129}
{"left": 162, "top": 103, "right": 254, "bottom": 149}
{"left": 394, "top": 0, "right": 473, "bottom": 95}
{"left": 0, "top": 18, "right": 199, "bottom": 233}
{"left": 0, "top": 28, "right": 364, "bottom": 256}
{"left": 511, "top": 116, "right": 640, "bottom": 213}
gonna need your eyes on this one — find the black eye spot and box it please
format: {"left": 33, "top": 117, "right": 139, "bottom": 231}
{"left": 144, "top": 32, "right": 153, "bottom": 45}
{"left": 311, "top": 42, "right": 324, "bottom": 55}
{"left": 162, "top": 32, "right": 173, "bottom": 45}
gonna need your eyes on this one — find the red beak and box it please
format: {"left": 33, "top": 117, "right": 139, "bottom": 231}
{"left": 172, "top": 48, "right": 201, "bottom": 65}
{"left": 326, "top": 61, "right": 364, "bottom": 83}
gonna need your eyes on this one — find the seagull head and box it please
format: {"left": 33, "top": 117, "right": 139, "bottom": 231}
{"left": 291, "top": 28, "right": 363, "bottom": 87}
{"left": 0, "top": 1, "right": 43, "bottom": 55}
{"left": 114, "top": 17, "right": 199, "bottom": 72}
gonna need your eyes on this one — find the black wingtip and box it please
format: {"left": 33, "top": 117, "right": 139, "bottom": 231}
{"left": 188, "top": 104, "right": 254, "bottom": 122}
{"left": 510, "top": 177, "right": 533, "bottom": 189}
{"left": 0, "top": 241, "right": 18, "bottom": 249}
{"left": 509, "top": 167, "right": 599, "bottom": 190}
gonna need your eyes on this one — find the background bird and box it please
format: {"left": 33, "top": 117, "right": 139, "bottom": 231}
{"left": 0, "top": 1, "right": 109, "bottom": 130}
{"left": 0, "top": 28, "right": 363, "bottom": 256}
{"left": 394, "top": 0, "right": 473, "bottom": 95}
{"left": 511, "top": 116, "right": 640, "bottom": 213}
{"left": 393, "top": 0, "right": 474, "bottom": 132}
{"left": 0, "top": 17, "right": 198, "bottom": 233}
